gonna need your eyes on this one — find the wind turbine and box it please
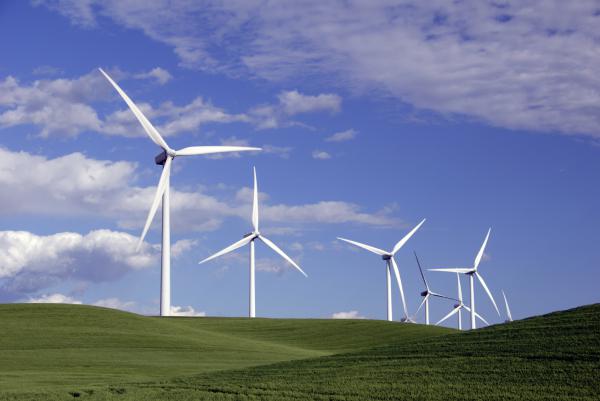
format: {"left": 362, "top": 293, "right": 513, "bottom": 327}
{"left": 99, "top": 68, "right": 261, "bottom": 317}
{"left": 437, "top": 273, "right": 488, "bottom": 330}
{"left": 199, "top": 167, "right": 307, "bottom": 318}
{"left": 413, "top": 252, "right": 455, "bottom": 325}
{"left": 337, "top": 219, "right": 426, "bottom": 322}
{"left": 429, "top": 228, "right": 500, "bottom": 329}
{"left": 502, "top": 289, "right": 513, "bottom": 322}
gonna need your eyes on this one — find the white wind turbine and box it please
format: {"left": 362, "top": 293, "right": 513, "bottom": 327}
{"left": 413, "top": 252, "right": 455, "bottom": 325}
{"left": 502, "top": 289, "right": 513, "bottom": 322}
{"left": 99, "top": 68, "right": 261, "bottom": 317}
{"left": 429, "top": 228, "right": 500, "bottom": 329}
{"left": 337, "top": 219, "right": 426, "bottom": 322}
{"left": 199, "top": 167, "right": 307, "bottom": 318}
{"left": 437, "top": 273, "right": 488, "bottom": 330}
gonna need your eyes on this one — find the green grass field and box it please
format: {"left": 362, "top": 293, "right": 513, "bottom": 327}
{"left": 0, "top": 303, "right": 598, "bottom": 400}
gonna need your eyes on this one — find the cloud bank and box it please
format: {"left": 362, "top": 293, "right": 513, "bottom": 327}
{"left": 37, "top": 0, "right": 600, "bottom": 137}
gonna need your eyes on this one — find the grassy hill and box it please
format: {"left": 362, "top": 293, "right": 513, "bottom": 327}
{"left": 0, "top": 303, "right": 598, "bottom": 400}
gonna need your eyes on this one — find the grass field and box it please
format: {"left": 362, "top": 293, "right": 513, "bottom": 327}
{"left": 0, "top": 303, "right": 598, "bottom": 400}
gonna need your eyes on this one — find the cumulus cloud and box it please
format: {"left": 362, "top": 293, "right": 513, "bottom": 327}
{"left": 331, "top": 310, "right": 366, "bottom": 319}
{"left": 0, "top": 148, "right": 397, "bottom": 231}
{"left": 0, "top": 70, "right": 339, "bottom": 137}
{"left": 171, "top": 305, "right": 206, "bottom": 317}
{"left": 93, "top": 297, "right": 137, "bottom": 311}
{"left": 134, "top": 67, "right": 173, "bottom": 85}
{"left": 38, "top": 1, "right": 600, "bottom": 137}
{"left": 312, "top": 150, "right": 332, "bottom": 160}
{"left": 326, "top": 129, "right": 357, "bottom": 142}
{"left": 26, "top": 293, "right": 81, "bottom": 304}
{"left": 0, "top": 229, "right": 155, "bottom": 294}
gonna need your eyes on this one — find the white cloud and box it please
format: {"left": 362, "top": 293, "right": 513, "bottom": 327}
{"left": 171, "top": 305, "right": 206, "bottom": 317}
{"left": 0, "top": 148, "right": 398, "bottom": 231}
{"left": 134, "top": 67, "right": 173, "bottom": 85}
{"left": 326, "top": 129, "right": 357, "bottom": 142}
{"left": 93, "top": 297, "right": 136, "bottom": 311}
{"left": 312, "top": 150, "right": 332, "bottom": 160}
{"left": 331, "top": 310, "right": 366, "bottom": 319}
{"left": 40, "top": 1, "right": 600, "bottom": 137}
{"left": 26, "top": 293, "right": 82, "bottom": 304}
{"left": 0, "top": 229, "right": 157, "bottom": 295}
{"left": 277, "top": 90, "right": 341, "bottom": 115}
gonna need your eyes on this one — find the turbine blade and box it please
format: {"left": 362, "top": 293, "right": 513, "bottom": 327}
{"left": 476, "top": 272, "right": 500, "bottom": 316}
{"left": 414, "top": 251, "right": 429, "bottom": 290}
{"left": 99, "top": 68, "right": 170, "bottom": 151}
{"left": 430, "top": 292, "right": 457, "bottom": 302}
{"left": 464, "top": 306, "right": 490, "bottom": 326}
{"left": 252, "top": 167, "right": 259, "bottom": 233}
{"left": 474, "top": 228, "right": 491, "bottom": 270}
{"left": 259, "top": 235, "right": 307, "bottom": 277}
{"left": 415, "top": 294, "right": 428, "bottom": 316}
{"left": 457, "top": 273, "right": 463, "bottom": 303}
{"left": 436, "top": 307, "right": 460, "bottom": 326}
{"left": 502, "top": 290, "right": 513, "bottom": 321}
{"left": 428, "top": 268, "right": 473, "bottom": 274}
{"left": 336, "top": 237, "right": 388, "bottom": 256}
{"left": 136, "top": 156, "right": 172, "bottom": 251}
{"left": 392, "top": 219, "right": 426, "bottom": 255}
{"left": 175, "top": 146, "right": 261, "bottom": 156}
{"left": 391, "top": 257, "right": 408, "bottom": 318}
{"left": 199, "top": 235, "right": 254, "bottom": 264}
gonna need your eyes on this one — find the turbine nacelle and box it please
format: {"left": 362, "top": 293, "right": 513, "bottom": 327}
{"left": 155, "top": 150, "right": 169, "bottom": 166}
{"left": 381, "top": 254, "right": 392, "bottom": 261}
{"left": 420, "top": 290, "right": 429, "bottom": 297}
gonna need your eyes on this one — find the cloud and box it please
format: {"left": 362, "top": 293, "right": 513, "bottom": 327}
{"left": 331, "top": 310, "right": 366, "bottom": 319}
{"left": 0, "top": 71, "right": 338, "bottom": 137}
{"left": 0, "top": 148, "right": 398, "bottom": 231}
{"left": 26, "top": 293, "right": 82, "bottom": 304}
{"left": 0, "top": 229, "right": 156, "bottom": 295}
{"left": 312, "top": 150, "right": 331, "bottom": 160}
{"left": 247, "top": 90, "right": 342, "bottom": 129}
{"left": 134, "top": 67, "right": 173, "bottom": 85}
{"left": 93, "top": 297, "right": 136, "bottom": 311}
{"left": 326, "top": 129, "right": 357, "bottom": 142}
{"left": 171, "top": 305, "right": 206, "bottom": 317}
{"left": 277, "top": 90, "right": 341, "bottom": 115}
{"left": 39, "top": 1, "right": 600, "bottom": 137}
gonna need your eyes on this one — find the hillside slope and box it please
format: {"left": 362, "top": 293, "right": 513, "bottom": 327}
{"left": 0, "top": 303, "right": 451, "bottom": 395}
{"left": 85, "top": 304, "right": 600, "bottom": 401}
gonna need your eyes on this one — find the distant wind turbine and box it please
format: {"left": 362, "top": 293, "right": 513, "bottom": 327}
{"left": 502, "top": 289, "right": 513, "bottom": 322}
{"left": 429, "top": 228, "right": 500, "bottom": 329}
{"left": 437, "top": 273, "right": 488, "bottom": 330}
{"left": 199, "top": 167, "right": 307, "bottom": 318}
{"left": 413, "top": 252, "right": 455, "bottom": 325}
{"left": 337, "top": 219, "right": 426, "bottom": 322}
{"left": 99, "top": 68, "right": 261, "bottom": 317}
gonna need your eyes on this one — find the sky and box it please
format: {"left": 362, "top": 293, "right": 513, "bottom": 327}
{"left": 0, "top": 1, "right": 599, "bottom": 325}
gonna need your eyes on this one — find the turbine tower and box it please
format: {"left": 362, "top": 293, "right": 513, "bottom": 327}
{"left": 99, "top": 68, "right": 261, "bottom": 317}
{"left": 502, "top": 289, "right": 513, "bottom": 323}
{"left": 429, "top": 228, "right": 500, "bottom": 329}
{"left": 337, "top": 219, "right": 426, "bottom": 322}
{"left": 437, "top": 273, "right": 488, "bottom": 330}
{"left": 413, "top": 252, "right": 454, "bottom": 325}
{"left": 199, "top": 167, "right": 307, "bottom": 318}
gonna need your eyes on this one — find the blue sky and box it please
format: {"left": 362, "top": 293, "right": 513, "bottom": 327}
{"left": 0, "top": 1, "right": 599, "bottom": 324}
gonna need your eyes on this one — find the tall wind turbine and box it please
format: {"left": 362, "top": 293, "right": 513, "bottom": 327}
{"left": 199, "top": 167, "right": 307, "bottom": 318}
{"left": 99, "top": 68, "right": 261, "bottom": 317}
{"left": 413, "top": 252, "right": 455, "bottom": 325}
{"left": 502, "top": 290, "right": 513, "bottom": 323}
{"left": 337, "top": 219, "right": 426, "bottom": 322}
{"left": 429, "top": 228, "right": 500, "bottom": 329}
{"left": 437, "top": 273, "right": 488, "bottom": 330}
